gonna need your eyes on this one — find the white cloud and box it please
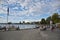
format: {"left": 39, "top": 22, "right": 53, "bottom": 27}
{"left": 0, "top": 0, "right": 4, "bottom": 4}
{"left": 13, "top": 7, "right": 18, "bottom": 9}
{"left": 0, "top": 0, "right": 60, "bottom": 23}
{"left": 7, "top": 0, "right": 60, "bottom": 17}
{"left": 7, "top": 0, "right": 17, "bottom": 4}
{"left": 0, "top": 17, "right": 7, "bottom": 23}
{"left": 0, "top": 6, "right": 7, "bottom": 14}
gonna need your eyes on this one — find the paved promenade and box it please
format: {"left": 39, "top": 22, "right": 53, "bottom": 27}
{"left": 0, "top": 28, "right": 60, "bottom": 40}
{"left": 40, "top": 28, "right": 60, "bottom": 40}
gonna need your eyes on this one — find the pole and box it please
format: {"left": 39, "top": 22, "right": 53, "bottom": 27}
{"left": 7, "top": 1, "right": 9, "bottom": 23}
{"left": 7, "top": 13, "right": 8, "bottom": 23}
{"left": 7, "top": 5, "right": 9, "bottom": 23}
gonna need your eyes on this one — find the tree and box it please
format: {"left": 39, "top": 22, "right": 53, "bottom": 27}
{"left": 46, "top": 16, "right": 51, "bottom": 24}
{"left": 8, "top": 22, "right": 12, "bottom": 24}
{"left": 58, "top": 15, "right": 60, "bottom": 23}
{"left": 34, "top": 22, "right": 39, "bottom": 24}
{"left": 52, "top": 13, "right": 59, "bottom": 23}
{"left": 8, "top": 22, "right": 12, "bottom": 28}
{"left": 23, "top": 21, "right": 25, "bottom": 24}
{"left": 40, "top": 18, "right": 46, "bottom": 24}
{"left": 26, "top": 22, "right": 30, "bottom": 24}
{"left": 19, "top": 21, "right": 21, "bottom": 24}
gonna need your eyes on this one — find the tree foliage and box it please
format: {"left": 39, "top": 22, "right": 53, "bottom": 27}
{"left": 41, "top": 13, "right": 60, "bottom": 24}
{"left": 40, "top": 18, "right": 46, "bottom": 24}
{"left": 46, "top": 16, "right": 51, "bottom": 24}
{"left": 52, "top": 13, "right": 60, "bottom": 23}
{"left": 8, "top": 22, "right": 12, "bottom": 24}
{"left": 23, "top": 21, "right": 25, "bottom": 24}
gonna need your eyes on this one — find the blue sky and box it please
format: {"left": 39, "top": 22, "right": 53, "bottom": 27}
{"left": 0, "top": 0, "right": 60, "bottom": 23}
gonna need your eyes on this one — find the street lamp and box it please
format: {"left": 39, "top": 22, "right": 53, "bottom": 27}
{"left": 7, "top": 0, "right": 9, "bottom": 23}
{"left": 7, "top": 7, "right": 9, "bottom": 23}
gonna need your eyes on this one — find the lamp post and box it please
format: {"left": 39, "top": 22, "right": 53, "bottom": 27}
{"left": 7, "top": 0, "right": 9, "bottom": 23}
{"left": 7, "top": 7, "right": 9, "bottom": 23}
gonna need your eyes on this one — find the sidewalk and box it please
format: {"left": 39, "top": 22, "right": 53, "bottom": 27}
{"left": 40, "top": 28, "right": 60, "bottom": 40}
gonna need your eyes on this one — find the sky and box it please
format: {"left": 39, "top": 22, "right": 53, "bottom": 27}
{"left": 0, "top": 0, "right": 60, "bottom": 23}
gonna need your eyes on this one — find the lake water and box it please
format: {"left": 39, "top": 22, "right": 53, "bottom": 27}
{"left": 0, "top": 24, "right": 37, "bottom": 29}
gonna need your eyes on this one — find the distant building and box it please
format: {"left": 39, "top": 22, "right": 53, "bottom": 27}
{"left": 56, "top": 23, "right": 60, "bottom": 28}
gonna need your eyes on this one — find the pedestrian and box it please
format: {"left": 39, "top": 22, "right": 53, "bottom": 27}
{"left": 51, "top": 26, "right": 55, "bottom": 31}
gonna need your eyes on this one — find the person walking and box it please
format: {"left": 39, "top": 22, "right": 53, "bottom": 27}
{"left": 51, "top": 26, "right": 55, "bottom": 31}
